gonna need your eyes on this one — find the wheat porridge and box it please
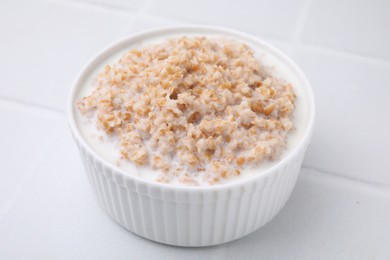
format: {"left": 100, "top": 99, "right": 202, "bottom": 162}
{"left": 76, "top": 36, "right": 306, "bottom": 186}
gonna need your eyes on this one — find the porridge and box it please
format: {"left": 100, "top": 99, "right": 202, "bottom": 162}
{"left": 76, "top": 36, "right": 297, "bottom": 185}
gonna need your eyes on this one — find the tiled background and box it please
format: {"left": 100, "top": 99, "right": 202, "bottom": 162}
{"left": 1, "top": 0, "right": 389, "bottom": 259}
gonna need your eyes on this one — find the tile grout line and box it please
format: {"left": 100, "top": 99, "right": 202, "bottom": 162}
{"left": 0, "top": 96, "right": 65, "bottom": 119}
{"left": 290, "top": 0, "right": 313, "bottom": 44}
{"left": 51, "top": 0, "right": 135, "bottom": 14}
{"left": 302, "top": 164, "right": 390, "bottom": 192}
{"left": 0, "top": 127, "right": 62, "bottom": 221}
{"left": 120, "top": 0, "right": 156, "bottom": 36}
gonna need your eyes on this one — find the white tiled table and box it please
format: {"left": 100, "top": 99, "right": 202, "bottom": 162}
{"left": 1, "top": 0, "right": 389, "bottom": 259}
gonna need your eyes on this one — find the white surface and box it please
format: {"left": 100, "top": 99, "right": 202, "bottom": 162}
{"left": 302, "top": 0, "right": 390, "bottom": 60}
{"left": 0, "top": 0, "right": 389, "bottom": 258}
{"left": 0, "top": 0, "right": 132, "bottom": 110}
{"left": 293, "top": 47, "right": 390, "bottom": 186}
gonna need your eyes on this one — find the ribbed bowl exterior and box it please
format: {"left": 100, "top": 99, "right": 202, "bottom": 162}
{"left": 68, "top": 26, "right": 315, "bottom": 247}
{"left": 73, "top": 132, "right": 310, "bottom": 246}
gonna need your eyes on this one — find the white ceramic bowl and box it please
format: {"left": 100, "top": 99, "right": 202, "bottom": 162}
{"left": 68, "top": 26, "right": 315, "bottom": 247}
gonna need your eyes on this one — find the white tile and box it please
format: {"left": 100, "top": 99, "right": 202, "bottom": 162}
{"left": 0, "top": 0, "right": 133, "bottom": 111}
{"left": 0, "top": 102, "right": 61, "bottom": 209}
{"left": 0, "top": 124, "right": 107, "bottom": 259}
{"left": 292, "top": 47, "right": 390, "bottom": 185}
{"left": 148, "top": 0, "right": 308, "bottom": 40}
{"left": 1, "top": 151, "right": 390, "bottom": 259}
{"left": 302, "top": 0, "right": 390, "bottom": 60}
{"left": 217, "top": 169, "right": 390, "bottom": 259}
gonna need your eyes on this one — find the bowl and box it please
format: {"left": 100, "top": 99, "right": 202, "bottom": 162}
{"left": 68, "top": 25, "right": 315, "bottom": 247}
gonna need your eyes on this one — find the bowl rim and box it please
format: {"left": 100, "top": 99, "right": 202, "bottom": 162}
{"left": 68, "top": 25, "right": 315, "bottom": 192}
